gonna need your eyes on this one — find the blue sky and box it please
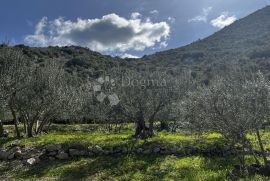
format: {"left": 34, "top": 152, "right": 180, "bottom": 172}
{"left": 0, "top": 0, "right": 270, "bottom": 58}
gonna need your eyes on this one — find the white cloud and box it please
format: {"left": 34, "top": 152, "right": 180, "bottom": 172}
{"left": 24, "top": 13, "right": 170, "bottom": 53}
{"left": 160, "top": 41, "right": 168, "bottom": 48}
{"left": 210, "top": 12, "right": 237, "bottom": 29}
{"left": 35, "top": 17, "right": 47, "bottom": 34}
{"left": 120, "top": 53, "right": 140, "bottom": 59}
{"left": 150, "top": 10, "right": 159, "bottom": 15}
{"left": 131, "top": 12, "right": 141, "bottom": 19}
{"left": 188, "top": 7, "right": 212, "bottom": 23}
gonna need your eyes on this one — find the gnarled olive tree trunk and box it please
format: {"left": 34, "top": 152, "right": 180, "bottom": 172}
{"left": 134, "top": 117, "right": 154, "bottom": 139}
{"left": 9, "top": 101, "right": 20, "bottom": 138}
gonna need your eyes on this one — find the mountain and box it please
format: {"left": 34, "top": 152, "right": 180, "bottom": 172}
{"left": 143, "top": 5, "right": 270, "bottom": 81}
{"left": 2, "top": 6, "right": 270, "bottom": 83}
{"left": 7, "top": 45, "right": 144, "bottom": 79}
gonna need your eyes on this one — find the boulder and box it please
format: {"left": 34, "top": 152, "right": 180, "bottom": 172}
{"left": 46, "top": 144, "right": 62, "bottom": 152}
{"left": 56, "top": 152, "right": 69, "bottom": 160}
{"left": 26, "top": 157, "right": 40, "bottom": 165}
{"left": 69, "top": 149, "right": 87, "bottom": 157}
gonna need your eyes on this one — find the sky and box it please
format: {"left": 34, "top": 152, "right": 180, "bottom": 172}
{"left": 0, "top": 0, "right": 270, "bottom": 58}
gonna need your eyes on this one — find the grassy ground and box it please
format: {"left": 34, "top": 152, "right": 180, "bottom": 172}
{"left": 1, "top": 155, "right": 269, "bottom": 180}
{"left": 0, "top": 124, "right": 270, "bottom": 180}
{"left": 0, "top": 124, "right": 223, "bottom": 149}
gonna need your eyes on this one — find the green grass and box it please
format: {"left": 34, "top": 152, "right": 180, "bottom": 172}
{"left": 1, "top": 155, "right": 269, "bottom": 181}
{"left": 0, "top": 126, "right": 224, "bottom": 152}
{"left": 1, "top": 124, "right": 270, "bottom": 180}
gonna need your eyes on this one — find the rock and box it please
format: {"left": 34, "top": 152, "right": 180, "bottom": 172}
{"left": 48, "top": 157, "right": 56, "bottom": 161}
{"left": 160, "top": 150, "right": 170, "bottom": 154}
{"left": 122, "top": 147, "right": 128, "bottom": 153}
{"left": 160, "top": 146, "right": 166, "bottom": 150}
{"left": 90, "top": 145, "right": 103, "bottom": 154}
{"left": 26, "top": 157, "right": 39, "bottom": 165}
{"left": 153, "top": 147, "right": 160, "bottom": 153}
{"left": 247, "top": 164, "right": 261, "bottom": 175}
{"left": 69, "top": 142, "right": 86, "bottom": 150}
{"left": 46, "top": 144, "right": 62, "bottom": 152}
{"left": 113, "top": 147, "right": 122, "bottom": 153}
{"left": 142, "top": 149, "right": 151, "bottom": 154}
{"left": 11, "top": 139, "right": 20, "bottom": 146}
{"left": 47, "top": 151, "right": 58, "bottom": 156}
{"left": 3, "top": 129, "right": 9, "bottom": 137}
{"left": 9, "top": 147, "right": 22, "bottom": 158}
{"left": 258, "top": 165, "right": 270, "bottom": 176}
{"left": 137, "top": 148, "right": 143, "bottom": 153}
{"left": 108, "top": 148, "right": 114, "bottom": 154}
{"left": 56, "top": 152, "right": 69, "bottom": 160}
{"left": 69, "top": 149, "right": 87, "bottom": 157}
{"left": 94, "top": 145, "right": 103, "bottom": 153}
{"left": 170, "top": 147, "right": 179, "bottom": 154}
{"left": 7, "top": 153, "right": 15, "bottom": 160}
{"left": 39, "top": 154, "right": 48, "bottom": 160}
{"left": 14, "top": 149, "right": 23, "bottom": 158}
{"left": 0, "top": 150, "right": 8, "bottom": 160}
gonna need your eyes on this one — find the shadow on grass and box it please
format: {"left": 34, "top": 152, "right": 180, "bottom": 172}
{"left": 12, "top": 155, "right": 238, "bottom": 180}
{"left": 12, "top": 155, "right": 165, "bottom": 180}
{"left": 0, "top": 137, "right": 16, "bottom": 148}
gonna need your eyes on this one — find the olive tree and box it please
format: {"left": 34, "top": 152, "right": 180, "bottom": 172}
{"left": 81, "top": 69, "right": 126, "bottom": 132}
{"left": 16, "top": 60, "right": 81, "bottom": 137}
{"left": 114, "top": 69, "right": 182, "bottom": 138}
{"left": 242, "top": 72, "right": 270, "bottom": 166}
{"left": 156, "top": 70, "right": 195, "bottom": 132}
{"left": 0, "top": 47, "right": 30, "bottom": 138}
{"left": 185, "top": 70, "right": 270, "bottom": 167}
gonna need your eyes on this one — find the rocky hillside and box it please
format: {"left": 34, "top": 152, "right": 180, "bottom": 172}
{"left": 2, "top": 6, "right": 270, "bottom": 83}
{"left": 143, "top": 5, "right": 270, "bottom": 80}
